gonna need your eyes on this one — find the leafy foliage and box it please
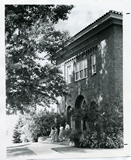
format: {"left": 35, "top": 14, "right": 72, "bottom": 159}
{"left": 12, "top": 117, "right": 23, "bottom": 143}
{"left": 79, "top": 129, "right": 123, "bottom": 148}
{"left": 69, "top": 130, "right": 82, "bottom": 147}
{"left": 70, "top": 95, "right": 123, "bottom": 148}
{"left": 79, "top": 130, "right": 98, "bottom": 148}
{"left": 18, "top": 109, "right": 65, "bottom": 142}
{"left": 5, "top": 5, "right": 74, "bottom": 114}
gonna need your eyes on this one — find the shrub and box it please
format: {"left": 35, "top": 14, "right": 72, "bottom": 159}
{"left": 20, "top": 110, "right": 56, "bottom": 142}
{"left": 17, "top": 109, "right": 66, "bottom": 142}
{"left": 12, "top": 118, "right": 23, "bottom": 143}
{"left": 103, "top": 130, "right": 124, "bottom": 148}
{"left": 79, "top": 130, "right": 98, "bottom": 148}
{"left": 69, "top": 130, "right": 82, "bottom": 147}
{"left": 79, "top": 129, "right": 123, "bottom": 148}
{"left": 71, "top": 93, "right": 123, "bottom": 148}
{"left": 79, "top": 131, "right": 89, "bottom": 148}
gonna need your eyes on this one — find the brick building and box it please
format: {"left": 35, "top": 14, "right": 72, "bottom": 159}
{"left": 56, "top": 10, "right": 123, "bottom": 131}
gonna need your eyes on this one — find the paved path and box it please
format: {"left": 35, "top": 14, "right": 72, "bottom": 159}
{"left": 7, "top": 142, "right": 131, "bottom": 159}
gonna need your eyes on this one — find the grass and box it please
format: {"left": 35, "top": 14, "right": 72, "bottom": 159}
{"left": 52, "top": 146, "right": 87, "bottom": 153}
{"left": 7, "top": 143, "right": 36, "bottom": 158}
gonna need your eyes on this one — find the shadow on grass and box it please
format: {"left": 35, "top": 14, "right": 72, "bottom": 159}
{"left": 7, "top": 143, "right": 30, "bottom": 149}
{"left": 52, "top": 146, "right": 87, "bottom": 153}
{"left": 7, "top": 145, "right": 36, "bottom": 158}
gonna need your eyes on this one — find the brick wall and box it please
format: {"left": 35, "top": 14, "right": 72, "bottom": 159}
{"left": 64, "top": 24, "right": 121, "bottom": 106}
{"left": 57, "top": 20, "right": 122, "bottom": 130}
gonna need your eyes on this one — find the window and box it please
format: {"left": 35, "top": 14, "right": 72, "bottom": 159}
{"left": 83, "top": 59, "right": 88, "bottom": 77}
{"left": 67, "top": 65, "right": 71, "bottom": 83}
{"left": 75, "top": 63, "right": 79, "bottom": 80}
{"left": 75, "top": 58, "right": 88, "bottom": 81}
{"left": 80, "top": 61, "right": 84, "bottom": 79}
{"left": 91, "top": 54, "right": 96, "bottom": 75}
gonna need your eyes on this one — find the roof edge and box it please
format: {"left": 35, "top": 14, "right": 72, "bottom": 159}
{"left": 69, "top": 10, "right": 122, "bottom": 43}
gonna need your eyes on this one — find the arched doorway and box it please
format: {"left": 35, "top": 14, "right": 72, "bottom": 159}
{"left": 75, "top": 95, "right": 87, "bottom": 131}
{"left": 67, "top": 106, "right": 72, "bottom": 126}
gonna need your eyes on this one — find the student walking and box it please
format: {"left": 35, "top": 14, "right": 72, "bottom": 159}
{"left": 58, "top": 125, "right": 64, "bottom": 141}
{"left": 54, "top": 127, "right": 58, "bottom": 142}
{"left": 49, "top": 126, "right": 55, "bottom": 143}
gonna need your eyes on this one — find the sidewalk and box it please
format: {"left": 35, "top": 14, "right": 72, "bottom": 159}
{"left": 7, "top": 141, "right": 131, "bottom": 159}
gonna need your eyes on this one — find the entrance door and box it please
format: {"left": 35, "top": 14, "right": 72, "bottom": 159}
{"left": 75, "top": 95, "right": 87, "bottom": 130}
{"left": 67, "top": 106, "right": 71, "bottom": 126}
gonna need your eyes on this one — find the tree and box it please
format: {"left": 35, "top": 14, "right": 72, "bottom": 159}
{"left": 12, "top": 123, "right": 22, "bottom": 143}
{"left": 19, "top": 109, "right": 66, "bottom": 142}
{"left": 5, "top": 5, "right": 74, "bottom": 114}
{"left": 12, "top": 117, "right": 23, "bottom": 143}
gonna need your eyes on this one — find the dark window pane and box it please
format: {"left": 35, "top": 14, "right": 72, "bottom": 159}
{"left": 80, "top": 70, "right": 83, "bottom": 78}
{"left": 84, "top": 68, "right": 87, "bottom": 77}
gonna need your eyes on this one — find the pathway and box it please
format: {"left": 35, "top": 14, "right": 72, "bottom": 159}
{"left": 7, "top": 140, "right": 131, "bottom": 159}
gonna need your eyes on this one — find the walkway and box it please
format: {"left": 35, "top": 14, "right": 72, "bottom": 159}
{"left": 7, "top": 140, "right": 131, "bottom": 159}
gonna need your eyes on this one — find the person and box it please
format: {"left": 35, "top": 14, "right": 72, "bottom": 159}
{"left": 65, "top": 123, "right": 70, "bottom": 131}
{"left": 49, "top": 126, "right": 55, "bottom": 143}
{"left": 54, "top": 127, "right": 58, "bottom": 142}
{"left": 58, "top": 125, "right": 64, "bottom": 141}
{"left": 64, "top": 123, "right": 70, "bottom": 139}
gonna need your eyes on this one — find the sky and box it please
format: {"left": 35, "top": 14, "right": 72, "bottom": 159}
{"left": 55, "top": 0, "right": 123, "bottom": 36}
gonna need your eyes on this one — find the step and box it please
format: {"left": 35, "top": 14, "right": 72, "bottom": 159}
{"left": 40, "top": 137, "right": 70, "bottom": 145}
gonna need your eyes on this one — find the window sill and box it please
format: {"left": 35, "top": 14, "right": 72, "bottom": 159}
{"left": 75, "top": 76, "right": 88, "bottom": 82}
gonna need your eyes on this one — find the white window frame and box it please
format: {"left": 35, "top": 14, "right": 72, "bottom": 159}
{"left": 75, "top": 58, "right": 88, "bottom": 81}
{"left": 67, "top": 64, "right": 71, "bottom": 84}
{"left": 91, "top": 54, "right": 96, "bottom": 75}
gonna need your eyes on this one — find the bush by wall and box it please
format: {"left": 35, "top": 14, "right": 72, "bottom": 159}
{"left": 69, "top": 130, "right": 82, "bottom": 147}
{"left": 71, "top": 94, "right": 123, "bottom": 148}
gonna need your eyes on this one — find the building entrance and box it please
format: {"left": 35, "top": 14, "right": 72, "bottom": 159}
{"left": 67, "top": 106, "right": 72, "bottom": 126}
{"left": 75, "top": 95, "right": 87, "bottom": 131}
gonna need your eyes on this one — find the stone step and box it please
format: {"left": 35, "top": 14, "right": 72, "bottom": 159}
{"left": 39, "top": 137, "right": 70, "bottom": 145}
